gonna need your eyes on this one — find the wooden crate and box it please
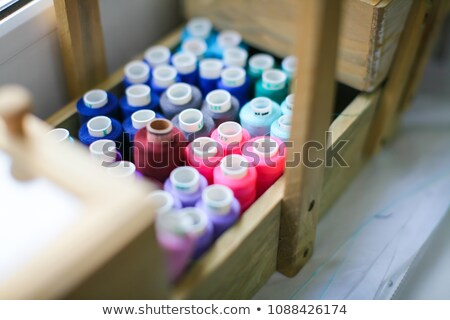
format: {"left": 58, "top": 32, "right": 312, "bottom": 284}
{"left": 182, "top": 0, "right": 413, "bottom": 92}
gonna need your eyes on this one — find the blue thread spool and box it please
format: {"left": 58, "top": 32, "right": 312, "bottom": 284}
{"left": 123, "top": 109, "right": 157, "bottom": 144}
{"left": 150, "top": 65, "right": 180, "bottom": 97}
{"left": 217, "top": 67, "right": 251, "bottom": 106}
{"left": 144, "top": 45, "right": 171, "bottom": 69}
{"left": 208, "top": 30, "right": 244, "bottom": 59}
{"left": 160, "top": 83, "right": 203, "bottom": 119}
{"left": 281, "top": 93, "right": 295, "bottom": 116}
{"left": 78, "top": 116, "right": 123, "bottom": 146}
{"left": 181, "top": 38, "right": 208, "bottom": 60}
{"left": 201, "top": 89, "right": 240, "bottom": 126}
{"left": 120, "top": 84, "right": 160, "bottom": 119}
{"left": 223, "top": 47, "right": 248, "bottom": 68}
{"left": 46, "top": 128, "right": 74, "bottom": 144}
{"left": 255, "top": 69, "right": 289, "bottom": 104}
{"left": 172, "top": 51, "right": 198, "bottom": 86}
{"left": 248, "top": 53, "right": 275, "bottom": 90}
{"left": 181, "top": 17, "right": 216, "bottom": 47}
{"left": 199, "top": 58, "right": 223, "bottom": 96}
{"left": 76, "top": 89, "right": 121, "bottom": 124}
{"left": 123, "top": 60, "right": 151, "bottom": 88}
{"left": 239, "top": 97, "right": 282, "bottom": 137}
{"left": 270, "top": 114, "right": 291, "bottom": 142}
{"left": 171, "top": 108, "right": 215, "bottom": 142}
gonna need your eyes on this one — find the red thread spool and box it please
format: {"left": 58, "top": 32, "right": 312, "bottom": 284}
{"left": 185, "top": 137, "right": 224, "bottom": 184}
{"left": 210, "top": 121, "right": 250, "bottom": 156}
{"left": 134, "top": 118, "right": 187, "bottom": 182}
{"left": 213, "top": 154, "right": 257, "bottom": 212}
{"left": 242, "top": 136, "right": 286, "bottom": 197}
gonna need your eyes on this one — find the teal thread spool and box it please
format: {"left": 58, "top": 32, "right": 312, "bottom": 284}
{"left": 270, "top": 114, "right": 291, "bottom": 142}
{"left": 281, "top": 93, "right": 295, "bottom": 116}
{"left": 255, "top": 69, "right": 289, "bottom": 104}
{"left": 248, "top": 54, "right": 275, "bottom": 94}
{"left": 282, "top": 55, "right": 297, "bottom": 90}
{"left": 239, "top": 97, "right": 282, "bottom": 137}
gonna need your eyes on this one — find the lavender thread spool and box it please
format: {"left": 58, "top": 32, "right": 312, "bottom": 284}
{"left": 160, "top": 83, "right": 203, "bottom": 119}
{"left": 201, "top": 89, "right": 240, "bottom": 126}
{"left": 171, "top": 108, "right": 215, "bottom": 142}
{"left": 164, "top": 166, "right": 208, "bottom": 208}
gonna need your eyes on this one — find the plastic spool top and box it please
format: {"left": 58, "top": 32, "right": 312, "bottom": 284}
{"left": 83, "top": 89, "right": 108, "bottom": 109}
{"left": 200, "top": 59, "right": 224, "bottom": 79}
{"left": 147, "top": 190, "right": 175, "bottom": 214}
{"left": 202, "top": 184, "right": 234, "bottom": 215}
{"left": 186, "top": 17, "right": 213, "bottom": 39}
{"left": 220, "top": 154, "right": 248, "bottom": 179}
{"left": 249, "top": 54, "right": 275, "bottom": 74}
{"left": 89, "top": 139, "right": 117, "bottom": 164}
{"left": 107, "top": 161, "right": 136, "bottom": 178}
{"left": 87, "top": 116, "right": 112, "bottom": 137}
{"left": 167, "top": 83, "right": 193, "bottom": 106}
{"left": 131, "top": 109, "right": 156, "bottom": 130}
{"left": 46, "top": 128, "right": 70, "bottom": 143}
{"left": 182, "top": 38, "right": 207, "bottom": 59}
{"left": 192, "top": 137, "right": 218, "bottom": 158}
{"left": 179, "top": 108, "right": 204, "bottom": 133}
{"left": 124, "top": 60, "right": 150, "bottom": 84}
{"left": 262, "top": 69, "right": 287, "bottom": 90}
{"left": 170, "top": 166, "right": 201, "bottom": 194}
{"left": 153, "top": 65, "right": 177, "bottom": 88}
{"left": 145, "top": 45, "right": 171, "bottom": 67}
{"left": 206, "top": 89, "right": 232, "bottom": 113}
{"left": 126, "top": 84, "right": 151, "bottom": 107}
{"left": 172, "top": 52, "right": 197, "bottom": 75}
{"left": 217, "top": 121, "right": 243, "bottom": 145}
{"left": 221, "top": 67, "right": 246, "bottom": 88}
{"left": 250, "top": 97, "right": 273, "bottom": 116}
{"left": 217, "top": 30, "right": 242, "bottom": 49}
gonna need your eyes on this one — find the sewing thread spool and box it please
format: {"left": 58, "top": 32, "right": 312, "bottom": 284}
{"left": 255, "top": 69, "right": 289, "bottom": 104}
{"left": 106, "top": 161, "right": 141, "bottom": 179}
{"left": 134, "top": 118, "right": 187, "bottom": 183}
{"left": 181, "top": 38, "right": 208, "bottom": 60}
{"left": 122, "top": 109, "right": 160, "bottom": 144}
{"left": 201, "top": 89, "right": 240, "bottom": 127}
{"left": 171, "top": 108, "right": 215, "bottom": 142}
{"left": 144, "top": 45, "right": 171, "bottom": 68}
{"left": 123, "top": 60, "right": 151, "bottom": 88}
{"left": 160, "top": 83, "right": 203, "bottom": 119}
{"left": 181, "top": 17, "right": 215, "bottom": 46}
{"left": 76, "top": 89, "right": 120, "bottom": 124}
{"left": 164, "top": 166, "right": 208, "bottom": 207}
{"left": 198, "top": 58, "right": 224, "bottom": 96}
{"left": 223, "top": 47, "right": 248, "bottom": 68}
{"left": 281, "top": 93, "right": 295, "bottom": 116}
{"left": 282, "top": 55, "right": 297, "bottom": 82}
{"left": 196, "top": 184, "right": 240, "bottom": 239}
{"left": 185, "top": 137, "right": 223, "bottom": 184}
{"left": 210, "top": 121, "right": 251, "bottom": 156}
{"left": 155, "top": 210, "right": 196, "bottom": 282}
{"left": 150, "top": 65, "right": 180, "bottom": 97}
{"left": 209, "top": 30, "right": 243, "bottom": 59}
{"left": 217, "top": 67, "right": 251, "bottom": 106}
{"left": 213, "top": 154, "right": 257, "bottom": 212}
{"left": 78, "top": 116, "right": 123, "bottom": 146}
{"left": 89, "top": 139, "right": 122, "bottom": 166}
{"left": 239, "top": 97, "right": 282, "bottom": 137}
{"left": 270, "top": 114, "right": 291, "bottom": 142}
{"left": 120, "top": 84, "right": 159, "bottom": 119}
{"left": 248, "top": 53, "right": 275, "bottom": 85}
{"left": 172, "top": 51, "right": 198, "bottom": 86}
{"left": 242, "top": 136, "right": 286, "bottom": 196}
{"left": 46, "top": 128, "right": 74, "bottom": 144}
{"left": 147, "top": 190, "right": 182, "bottom": 214}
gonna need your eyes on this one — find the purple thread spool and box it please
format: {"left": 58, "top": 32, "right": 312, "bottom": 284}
{"left": 164, "top": 166, "right": 208, "bottom": 207}
{"left": 151, "top": 65, "right": 179, "bottom": 97}
{"left": 172, "top": 51, "right": 199, "bottom": 86}
{"left": 199, "top": 59, "right": 223, "bottom": 96}
{"left": 160, "top": 83, "right": 203, "bottom": 119}
{"left": 217, "top": 67, "right": 251, "bottom": 106}
{"left": 196, "top": 184, "right": 240, "bottom": 240}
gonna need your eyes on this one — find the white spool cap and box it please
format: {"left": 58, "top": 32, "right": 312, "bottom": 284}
{"left": 217, "top": 121, "right": 243, "bottom": 145}
{"left": 217, "top": 30, "right": 242, "bottom": 49}
{"left": 187, "top": 17, "right": 213, "bottom": 39}
{"left": 182, "top": 38, "right": 207, "bottom": 59}
{"left": 89, "top": 139, "right": 117, "bottom": 164}
{"left": 285, "top": 93, "right": 295, "bottom": 111}
{"left": 252, "top": 137, "right": 279, "bottom": 158}
{"left": 152, "top": 65, "right": 177, "bottom": 88}
{"left": 199, "top": 59, "right": 223, "bottom": 79}
{"left": 172, "top": 52, "right": 197, "bottom": 75}
{"left": 192, "top": 137, "right": 218, "bottom": 158}
{"left": 124, "top": 60, "right": 150, "bottom": 84}
{"left": 166, "top": 83, "right": 193, "bottom": 106}
{"left": 220, "top": 154, "right": 248, "bottom": 179}
{"left": 223, "top": 47, "right": 248, "bottom": 68}
{"left": 107, "top": 161, "right": 136, "bottom": 179}
{"left": 206, "top": 89, "right": 232, "bottom": 113}
{"left": 202, "top": 185, "right": 234, "bottom": 215}
{"left": 221, "top": 67, "right": 246, "bottom": 87}
{"left": 250, "top": 97, "right": 273, "bottom": 117}
{"left": 83, "top": 89, "right": 108, "bottom": 109}
{"left": 87, "top": 116, "right": 112, "bottom": 137}
{"left": 282, "top": 55, "right": 297, "bottom": 78}
{"left": 278, "top": 115, "right": 292, "bottom": 132}
{"left": 131, "top": 109, "right": 156, "bottom": 130}
{"left": 170, "top": 166, "right": 201, "bottom": 194}
{"left": 144, "top": 45, "right": 171, "bottom": 68}
{"left": 249, "top": 53, "right": 275, "bottom": 74}
{"left": 147, "top": 190, "right": 175, "bottom": 215}
{"left": 178, "top": 207, "right": 209, "bottom": 237}
{"left": 47, "top": 128, "right": 70, "bottom": 143}
{"left": 126, "top": 84, "right": 151, "bottom": 107}
{"left": 262, "top": 69, "right": 287, "bottom": 90}
{"left": 179, "top": 108, "right": 204, "bottom": 133}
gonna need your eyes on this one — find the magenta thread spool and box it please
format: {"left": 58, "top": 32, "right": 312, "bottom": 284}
{"left": 210, "top": 121, "right": 251, "bottom": 156}
{"left": 213, "top": 154, "right": 257, "bottom": 212}
{"left": 242, "top": 136, "right": 286, "bottom": 197}
{"left": 160, "top": 83, "right": 203, "bottom": 119}
{"left": 171, "top": 108, "right": 215, "bottom": 142}
{"left": 89, "top": 139, "right": 121, "bottom": 166}
{"left": 164, "top": 166, "right": 208, "bottom": 207}
{"left": 186, "top": 137, "right": 223, "bottom": 184}
{"left": 199, "top": 58, "right": 224, "bottom": 95}
{"left": 181, "top": 38, "right": 208, "bottom": 60}
{"left": 144, "top": 45, "right": 171, "bottom": 68}
{"left": 217, "top": 66, "right": 251, "bottom": 106}
{"left": 201, "top": 89, "right": 240, "bottom": 126}
{"left": 150, "top": 65, "right": 179, "bottom": 97}
{"left": 148, "top": 190, "right": 182, "bottom": 214}
{"left": 172, "top": 51, "right": 198, "bottom": 86}
{"left": 123, "top": 60, "right": 151, "bottom": 88}
{"left": 223, "top": 47, "right": 248, "bottom": 68}
{"left": 196, "top": 184, "right": 240, "bottom": 239}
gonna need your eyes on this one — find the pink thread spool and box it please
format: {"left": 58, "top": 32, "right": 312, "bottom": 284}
{"left": 185, "top": 137, "right": 223, "bottom": 184}
{"left": 210, "top": 121, "right": 250, "bottom": 156}
{"left": 242, "top": 136, "right": 286, "bottom": 197}
{"left": 213, "top": 154, "right": 257, "bottom": 212}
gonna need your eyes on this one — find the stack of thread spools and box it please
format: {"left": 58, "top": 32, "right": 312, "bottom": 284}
{"left": 51, "top": 17, "right": 297, "bottom": 282}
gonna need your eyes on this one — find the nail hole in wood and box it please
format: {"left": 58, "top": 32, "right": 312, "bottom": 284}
{"left": 308, "top": 200, "right": 315, "bottom": 212}
{"left": 303, "top": 248, "right": 309, "bottom": 258}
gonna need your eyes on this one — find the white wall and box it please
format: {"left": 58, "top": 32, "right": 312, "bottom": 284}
{"left": 0, "top": 0, "right": 181, "bottom": 119}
